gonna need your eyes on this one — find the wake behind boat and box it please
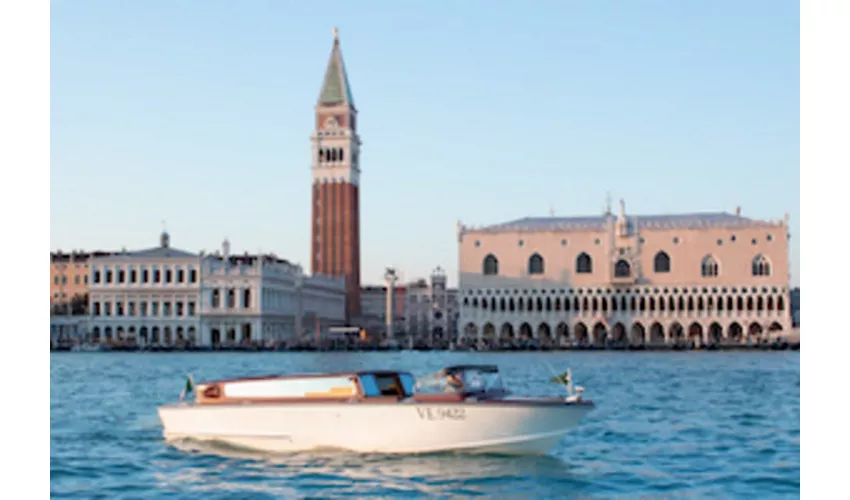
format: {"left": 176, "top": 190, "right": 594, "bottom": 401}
{"left": 157, "top": 364, "right": 594, "bottom": 455}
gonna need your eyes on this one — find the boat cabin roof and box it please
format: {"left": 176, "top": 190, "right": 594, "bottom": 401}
{"left": 200, "top": 369, "right": 414, "bottom": 386}
{"left": 188, "top": 366, "right": 510, "bottom": 406}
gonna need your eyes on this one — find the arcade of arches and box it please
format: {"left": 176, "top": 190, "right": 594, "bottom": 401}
{"left": 88, "top": 319, "right": 315, "bottom": 347}
{"left": 89, "top": 324, "right": 199, "bottom": 346}
{"left": 462, "top": 287, "right": 788, "bottom": 316}
{"left": 459, "top": 285, "right": 790, "bottom": 346}
{"left": 88, "top": 322, "right": 258, "bottom": 347}
{"left": 460, "top": 319, "right": 783, "bottom": 347}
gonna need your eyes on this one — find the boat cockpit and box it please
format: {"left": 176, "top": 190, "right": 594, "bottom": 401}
{"left": 410, "top": 365, "right": 508, "bottom": 401}
{"left": 354, "top": 365, "right": 508, "bottom": 403}
{"left": 356, "top": 371, "right": 417, "bottom": 400}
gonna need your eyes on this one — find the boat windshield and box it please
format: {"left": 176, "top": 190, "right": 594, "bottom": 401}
{"left": 460, "top": 368, "right": 504, "bottom": 393}
{"left": 415, "top": 367, "right": 505, "bottom": 394}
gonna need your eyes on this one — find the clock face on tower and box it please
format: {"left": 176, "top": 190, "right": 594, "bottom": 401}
{"left": 324, "top": 116, "right": 339, "bottom": 130}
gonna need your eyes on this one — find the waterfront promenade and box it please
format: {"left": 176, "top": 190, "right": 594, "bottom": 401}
{"left": 51, "top": 332, "right": 800, "bottom": 353}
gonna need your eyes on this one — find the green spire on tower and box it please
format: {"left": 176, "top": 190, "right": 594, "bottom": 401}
{"left": 318, "top": 27, "right": 355, "bottom": 107}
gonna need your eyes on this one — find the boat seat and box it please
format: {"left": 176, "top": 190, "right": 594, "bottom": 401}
{"left": 412, "top": 392, "right": 465, "bottom": 403}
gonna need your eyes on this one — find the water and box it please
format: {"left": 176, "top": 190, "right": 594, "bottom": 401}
{"left": 50, "top": 351, "right": 800, "bottom": 498}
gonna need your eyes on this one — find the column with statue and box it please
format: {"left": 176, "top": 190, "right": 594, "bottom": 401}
{"left": 384, "top": 267, "right": 397, "bottom": 343}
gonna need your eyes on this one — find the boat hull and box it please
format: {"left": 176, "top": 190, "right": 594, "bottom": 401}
{"left": 158, "top": 400, "right": 593, "bottom": 455}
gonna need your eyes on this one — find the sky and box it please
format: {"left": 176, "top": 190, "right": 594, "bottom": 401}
{"left": 50, "top": 0, "right": 800, "bottom": 287}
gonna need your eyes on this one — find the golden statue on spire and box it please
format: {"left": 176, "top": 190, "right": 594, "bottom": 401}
{"left": 332, "top": 27, "right": 339, "bottom": 40}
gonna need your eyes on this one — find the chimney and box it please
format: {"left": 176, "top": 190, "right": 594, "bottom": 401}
{"left": 735, "top": 206, "right": 741, "bottom": 217}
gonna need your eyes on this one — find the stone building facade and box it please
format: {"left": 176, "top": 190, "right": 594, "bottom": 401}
{"left": 457, "top": 202, "right": 793, "bottom": 347}
{"left": 86, "top": 233, "right": 345, "bottom": 347}
{"left": 405, "top": 267, "right": 459, "bottom": 344}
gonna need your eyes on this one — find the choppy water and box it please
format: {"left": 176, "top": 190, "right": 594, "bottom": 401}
{"left": 50, "top": 351, "right": 800, "bottom": 498}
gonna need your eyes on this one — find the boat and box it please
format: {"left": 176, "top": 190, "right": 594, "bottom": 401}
{"left": 157, "top": 364, "right": 595, "bottom": 455}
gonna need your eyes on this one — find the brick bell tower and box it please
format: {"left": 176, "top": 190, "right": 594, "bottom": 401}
{"left": 310, "top": 28, "right": 362, "bottom": 321}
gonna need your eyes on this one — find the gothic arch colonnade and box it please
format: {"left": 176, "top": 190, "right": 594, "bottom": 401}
{"left": 458, "top": 319, "right": 784, "bottom": 347}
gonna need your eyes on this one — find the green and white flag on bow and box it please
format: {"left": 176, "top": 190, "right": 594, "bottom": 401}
{"left": 550, "top": 371, "right": 570, "bottom": 385}
{"left": 179, "top": 374, "right": 195, "bottom": 402}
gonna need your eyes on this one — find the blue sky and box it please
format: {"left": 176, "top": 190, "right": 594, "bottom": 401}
{"left": 50, "top": 0, "right": 800, "bottom": 287}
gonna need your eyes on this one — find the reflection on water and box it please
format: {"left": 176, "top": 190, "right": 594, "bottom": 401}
{"left": 159, "top": 438, "right": 582, "bottom": 497}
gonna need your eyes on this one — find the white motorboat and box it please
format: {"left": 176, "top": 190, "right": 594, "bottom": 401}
{"left": 157, "top": 364, "right": 594, "bottom": 455}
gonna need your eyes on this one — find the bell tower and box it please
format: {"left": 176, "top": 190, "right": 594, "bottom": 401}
{"left": 310, "top": 28, "right": 362, "bottom": 320}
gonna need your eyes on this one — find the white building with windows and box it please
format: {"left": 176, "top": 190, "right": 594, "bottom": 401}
{"left": 87, "top": 232, "right": 203, "bottom": 345}
{"left": 199, "top": 239, "right": 347, "bottom": 346}
{"left": 86, "top": 233, "right": 347, "bottom": 347}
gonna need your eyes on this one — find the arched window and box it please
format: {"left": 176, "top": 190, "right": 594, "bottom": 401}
{"left": 482, "top": 254, "right": 499, "bottom": 275}
{"left": 576, "top": 253, "right": 593, "bottom": 274}
{"left": 528, "top": 253, "right": 545, "bottom": 275}
{"left": 318, "top": 149, "right": 325, "bottom": 162}
{"left": 701, "top": 255, "right": 719, "bottom": 277}
{"left": 614, "top": 259, "right": 631, "bottom": 278}
{"left": 752, "top": 254, "right": 771, "bottom": 276}
{"left": 654, "top": 251, "right": 671, "bottom": 273}
{"left": 339, "top": 148, "right": 344, "bottom": 162}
